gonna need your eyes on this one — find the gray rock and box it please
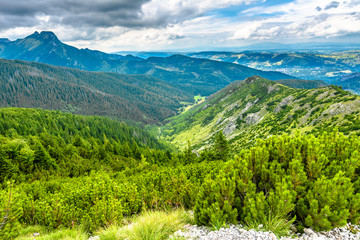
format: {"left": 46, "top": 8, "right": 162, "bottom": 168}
{"left": 270, "top": 232, "right": 277, "bottom": 240}
{"left": 223, "top": 122, "right": 236, "bottom": 136}
{"left": 88, "top": 236, "right": 100, "bottom": 240}
{"left": 274, "top": 95, "right": 294, "bottom": 113}
{"left": 304, "top": 228, "right": 316, "bottom": 236}
{"left": 245, "top": 113, "right": 261, "bottom": 125}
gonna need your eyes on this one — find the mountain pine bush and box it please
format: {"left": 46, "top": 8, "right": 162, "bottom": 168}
{"left": 194, "top": 130, "right": 360, "bottom": 231}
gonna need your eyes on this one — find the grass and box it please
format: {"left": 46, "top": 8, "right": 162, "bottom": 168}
{"left": 116, "top": 210, "right": 193, "bottom": 240}
{"left": 244, "top": 211, "right": 295, "bottom": 237}
{"left": 15, "top": 209, "right": 193, "bottom": 240}
{"left": 15, "top": 225, "right": 88, "bottom": 240}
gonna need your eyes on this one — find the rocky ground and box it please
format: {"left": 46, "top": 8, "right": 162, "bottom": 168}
{"left": 168, "top": 224, "right": 360, "bottom": 240}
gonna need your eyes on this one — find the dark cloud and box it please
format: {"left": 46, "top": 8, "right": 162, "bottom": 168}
{"left": 168, "top": 34, "right": 185, "bottom": 40}
{"left": 325, "top": 1, "right": 340, "bottom": 10}
{"left": 0, "top": 0, "right": 154, "bottom": 31}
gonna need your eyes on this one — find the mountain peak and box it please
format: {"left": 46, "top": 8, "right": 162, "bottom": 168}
{"left": 0, "top": 38, "right": 11, "bottom": 44}
{"left": 27, "top": 31, "right": 60, "bottom": 43}
{"left": 39, "top": 31, "right": 59, "bottom": 41}
{"left": 243, "top": 75, "right": 271, "bottom": 85}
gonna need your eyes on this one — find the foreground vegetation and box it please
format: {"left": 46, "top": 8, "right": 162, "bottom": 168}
{"left": 1, "top": 107, "right": 360, "bottom": 239}
{"left": 13, "top": 210, "right": 193, "bottom": 240}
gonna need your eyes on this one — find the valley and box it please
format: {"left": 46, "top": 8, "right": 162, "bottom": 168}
{"left": 0, "top": 31, "right": 360, "bottom": 240}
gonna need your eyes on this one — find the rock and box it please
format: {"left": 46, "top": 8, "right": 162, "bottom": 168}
{"left": 223, "top": 123, "right": 236, "bottom": 136}
{"left": 33, "top": 232, "right": 40, "bottom": 237}
{"left": 245, "top": 113, "right": 261, "bottom": 125}
{"left": 169, "top": 224, "right": 360, "bottom": 240}
{"left": 267, "top": 84, "right": 279, "bottom": 94}
{"left": 202, "top": 104, "right": 211, "bottom": 111}
{"left": 274, "top": 95, "right": 294, "bottom": 113}
{"left": 303, "top": 228, "right": 316, "bottom": 236}
{"left": 88, "top": 236, "right": 100, "bottom": 240}
{"left": 215, "top": 117, "right": 223, "bottom": 125}
{"left": 270, "top": 232, "right": 277, "bottom": 240}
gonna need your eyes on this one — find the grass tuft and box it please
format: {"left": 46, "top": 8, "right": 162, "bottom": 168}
{"left": 244, "top": 211, "right": 295, "bottom": 237}
{"left": 116, "top": 209, "right": 192, "bottom": 240}
{"left": 15, "top": 225, "right": 88, "bottom": 240}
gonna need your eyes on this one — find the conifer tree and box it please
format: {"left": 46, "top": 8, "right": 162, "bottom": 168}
{"left": 213, "top": 131, "right": 229, "bottom": 161}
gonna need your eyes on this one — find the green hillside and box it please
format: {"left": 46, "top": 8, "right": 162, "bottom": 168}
{"left": 161, "top": 76, "right": 360, "bottom": 150}
{"left": 275, "top": 79, "right": 328, "bottom": 89}
{"left": 0, "top": 58, "right": 191, "bottom": 124}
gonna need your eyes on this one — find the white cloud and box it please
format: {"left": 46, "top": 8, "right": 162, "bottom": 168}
{"left": 231, "top": 0, "right": 360, "bottom": 41}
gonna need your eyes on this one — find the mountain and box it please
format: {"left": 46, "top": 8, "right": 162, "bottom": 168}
{"left": 0, "top": 31, "right": 298, "bottom": 97}
{"left": 115, "top": 51, "right": 176, "bottom": 59}
{"left": 119, "top": 54, "right": 297, "bottom": 96}
{"left": 160, "top": 76, "right": 360, "bottom": 149}
{"left": 186, "top": 51, "right": 360, "bottom": 92}
{"left": 0, "top": 58, "right": 191, "bottom": 124}
{"left": 274, "top": 79, "right": 328, "bottom": 89}
{"left": 237, "top": 41, "right": 360, "bottom": 51}
{"left": 334, "top": 73, "right": 360, "bottom": 94}
{"left": 0, "top": 31, "right": 142, "bottom": 70}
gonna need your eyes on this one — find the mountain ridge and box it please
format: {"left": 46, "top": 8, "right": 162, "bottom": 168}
{"left": 160, "top": 76, "right": 360, "bottom": 150}
{"left": 0, "top": 31, "right": 299, "bottom": 97}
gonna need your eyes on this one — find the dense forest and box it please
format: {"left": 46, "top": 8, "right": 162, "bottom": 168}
{"left": 0, "top": 58, "right": 191, "bottom": 124}
{"left": 0, "top": 107, "right": 360, "bottom": 239}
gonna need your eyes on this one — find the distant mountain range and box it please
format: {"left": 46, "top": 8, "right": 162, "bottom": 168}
{"left": 235, "top": 42, "right": 360, "bottom": 51}
{"left": 185, "top": 51, "right": 360, "bottom": 93}
{"left": 335, "top": 73, "right": 360, "bottom": 94}
{"left": 0, "top": 31, "right": 298, "bottom": 96}
{"left": 119, "top": 54, "right": 297, "bottom": 96}
{"left": 117, "top": 49, "right": 360, "bottom": 94}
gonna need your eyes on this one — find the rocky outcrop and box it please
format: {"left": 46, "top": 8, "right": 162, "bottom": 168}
{"left": 274, "top": 95, "right": 295, "bottom": 113}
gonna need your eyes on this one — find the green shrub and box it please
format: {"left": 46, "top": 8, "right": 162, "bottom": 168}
{"left": 0, "top": 182, "right": 23, "bottom": 239}
{"left": 194, "top": 130, "right": 360, "bottom": 231}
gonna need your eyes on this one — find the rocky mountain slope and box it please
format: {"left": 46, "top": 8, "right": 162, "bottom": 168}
{"left": 161, "top": 76, "right": 360, "bottom": 150}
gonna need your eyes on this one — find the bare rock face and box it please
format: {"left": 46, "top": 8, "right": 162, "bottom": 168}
{"left": 267, "top": 84, "right": 279, "bottom": 94}
{"left": 323, "top": 99, "right": 360, "bottom": 116}
{"left": 215, "top": 117, "right": 223, "bottom": 125}
{"left": 202, "top": 104, "right": 211, "bottom": 111}
{"left": 274, "top": 95, "right": 295, "bottom": 113}
{"left": 223, "top": 122, "right": 237, "bottom": 136}
{"left": 245, "top": 113, "right": 261, "bottom": 125}
{"left": 227, "top": 102, "right": 239, "bottom": 112}
{"left": 240, "top": 102, "right": 254, "bottom": 115}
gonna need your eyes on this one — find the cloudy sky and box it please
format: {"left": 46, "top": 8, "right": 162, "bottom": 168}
{"left": 0, "top": 0, "right": 359, "bottom": 52}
